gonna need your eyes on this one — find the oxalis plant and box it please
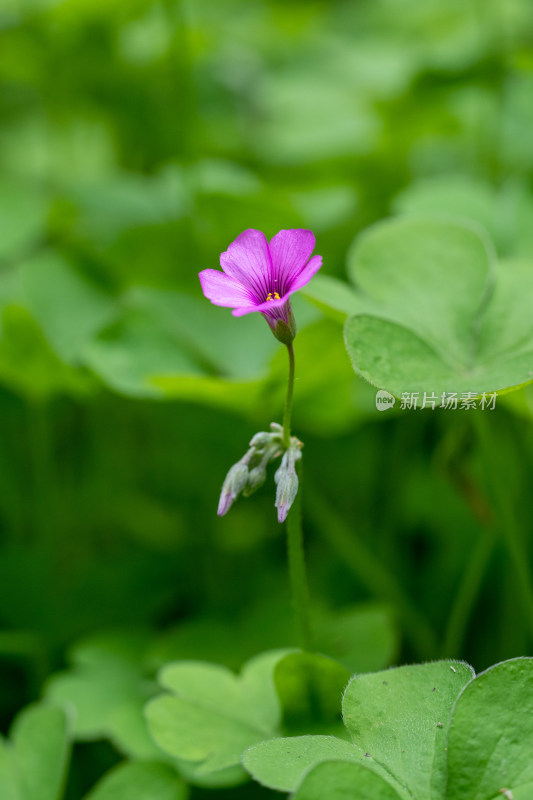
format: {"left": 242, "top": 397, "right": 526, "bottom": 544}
{"left": 21, "top": 219, "right": 533, "bottom": 800}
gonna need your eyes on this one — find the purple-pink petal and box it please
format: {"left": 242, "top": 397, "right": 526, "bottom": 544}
{"left": 220, "top": 229, "right": 272, "bottom": 299}
{"left": 231, "top": 255, "right": 322, "bottom": 317}
{"left": 268, "top": 229, "right": 315, "bottom": 294}
{"left": 199, "top": 268, "right": 254, "bottom": 308}
{"left": 286, "top": 254, "right": 323, "bottom": 293}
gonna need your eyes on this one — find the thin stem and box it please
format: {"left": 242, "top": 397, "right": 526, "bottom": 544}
{"left": 282, "top": 342, "right": 295, "bottom": 448}
{"left": 286, "top": 463, "right": 313, "bottom": 651}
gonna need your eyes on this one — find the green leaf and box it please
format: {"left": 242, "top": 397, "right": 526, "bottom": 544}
{"left": 123, "top": 286, "right": 280, "bottom": 381}
{"left": 291, "top": 185, "right": 358, "bottom": 234}
{"left": 0, "top": 704, "right": 71, "bottom": 800}
{"left": 393, "top": 176, "right": 499, "bottom": 249}
{"left": 344, "top": 217, "right": 533, "bottom": 396}
{"left": 84, "top": 761, "right": 187, "bottom": 800}
{"left": 0, "top": 306, "right": 94, "bottom": 399}
{"left": 342, "top": 660, "right": 474, "bottom": 800}
{"left": 145, "top": 650, "right": 290, "bottom": 780}
{"left": 254, "top": 74, "right": 378, "bottom": 165}
{"left": 83, "top": 303, "right": 202, "bottom": 398}
{"left": 45, "top": 633, "right": 160, "bottom": 760}
{"left": 20, "top": 251, "right": 116, "bottom": 364}
{"left": 274, "top": 652, "right": 350, "bottom": 735}
{"left": 243, "top": 735, "right": 382, "bottom": 793}
{"left": 446, "top": 657, "right": 533, "bottom": 800}
{"left": 70, "top": 166, "right": 188, "bottom": 242}
{"left": 346, "top": 216, "right": 494, "bottom": 374}
{"left": 291, "top": 761, "right": 405, "bottom": 800}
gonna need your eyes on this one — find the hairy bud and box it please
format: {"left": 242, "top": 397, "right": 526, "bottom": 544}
{"left": 274, "top": 444, "right": 302, "bottom": 522}
{"left": 275, "top": 468, "right": 299, "bottom": 523}
{"left": 217, "top": 461, "right": 249, "bottom": 516}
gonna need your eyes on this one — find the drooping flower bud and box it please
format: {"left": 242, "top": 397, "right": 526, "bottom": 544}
{"left": 217, "top": 459, "right": 250, "bottom": 516}
{"left": 275, "top": 468, "right": 299, "bottom": 523}
{"left": 274, "top": 444, "right": 302, "bottom": 523}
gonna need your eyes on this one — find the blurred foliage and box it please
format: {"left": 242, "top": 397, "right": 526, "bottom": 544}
{"left": 1, "top": 0, "right": 533, "bottom": 796}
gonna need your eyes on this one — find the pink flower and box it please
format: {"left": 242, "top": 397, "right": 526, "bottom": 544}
{"left": 199, "top": 229, "right": 322, "bottom": 338}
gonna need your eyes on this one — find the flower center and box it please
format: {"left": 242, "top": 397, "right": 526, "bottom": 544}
{"left": 266, "top": 292, "right": 281, "bottom": 301}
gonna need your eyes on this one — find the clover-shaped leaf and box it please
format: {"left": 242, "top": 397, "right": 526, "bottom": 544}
{"left": 45, "top": 632, "right": 160, "bottom": 761}
{"left": 313, "top": 216, "right": 533, "bottom": 397}
{"left": 144, "top": 650, "right": 291, "bottom": 781}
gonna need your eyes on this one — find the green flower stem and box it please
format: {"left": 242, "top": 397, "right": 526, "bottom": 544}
{"left": 286, "top": 462, "right": 313, "bottom": 651}
{"left": 282, "top": 342, "right": 295, "bottom": 449}
{"left": 308, "top": 491, "right": 438, "bottom": 660}
{"left": 473, "top": 410, "right": 533, "bottom": 642}
{"left": 280, "top": 342, "right": 312, "bottom": 650}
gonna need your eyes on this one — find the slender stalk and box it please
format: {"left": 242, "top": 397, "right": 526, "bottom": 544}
{"left": 282, "top": 342, "right": 295, "bottom": 448}
{"left": 473, "top": 411, "right": 533, "bottom": 642}
{"left": 286, "top": 463, "right": 312, "bottom": 651}
{"left": 280, "top": 342, "right": 312, "bottom": 649}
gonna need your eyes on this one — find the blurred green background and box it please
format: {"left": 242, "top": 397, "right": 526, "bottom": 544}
{"left": 1, "top": 0, "right": 533, "bottom": 795}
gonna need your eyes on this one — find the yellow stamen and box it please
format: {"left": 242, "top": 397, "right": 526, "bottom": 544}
{"left": 266, "top": 292, "right": 281, "bottom": 301}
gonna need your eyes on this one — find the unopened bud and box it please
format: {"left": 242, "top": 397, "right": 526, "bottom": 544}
{"left": 243, "top": 465, "right": 267, "bottom": 497}
{"left": 217, "top": 462, "right": 249, "bottom": 516}
{"left": 249, "top": 431, "right": 272, "bottom": 449}
{"left": 275, "top": 467, "right": 299, "bottom": 523}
